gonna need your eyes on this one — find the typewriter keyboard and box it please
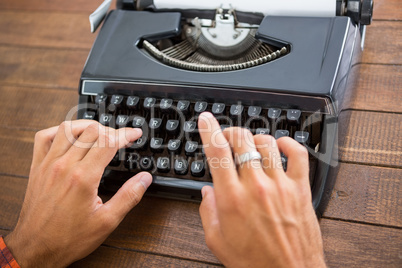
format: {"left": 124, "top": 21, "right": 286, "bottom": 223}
{"left": 81, "top": 93, "right": 323, "bottom": 190}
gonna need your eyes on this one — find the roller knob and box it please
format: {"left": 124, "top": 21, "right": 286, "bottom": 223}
{"left": 361, "top": 0, "right": 374, "bottom": 25}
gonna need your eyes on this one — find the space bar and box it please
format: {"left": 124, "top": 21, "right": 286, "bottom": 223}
{"left": 152, "top": 175, "right": 213, "bottom": 191}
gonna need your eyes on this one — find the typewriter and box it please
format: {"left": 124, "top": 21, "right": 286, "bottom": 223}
{"left": 77, "top": 0, "right": 373, "bottom": 215}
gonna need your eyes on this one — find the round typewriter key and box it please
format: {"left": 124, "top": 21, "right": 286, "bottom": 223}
{"left": 185, "top": 141, "right": 198, "bottom": 156}
{"left": 132, "top": 116, "right": 146, "bottom": 128}
{"left": 143, "top": 97, "right": 156, "bottom": 110}
{"left": 191, "top": 160, "right": 205, "bottom": 177}
{"left": 256, "top": 128, "right": 270, "bottom": 135}
{"left": 177, "top": 100, "right": 190, "bottom": 115}
{"left": 174, "top": 158, "right": 188, "bottom": 175}
{"left": 140, "top": 156, "right": 153, "bottom": 171}
{"left": 95, "top": 93, "right": 107, "bottom": 105}
{"left": 248, "top": 106, "right": 262, "bottom": 117}
{"left": 156, "top": 157, "right": 170, "bottom": 173}
{"left": 166, "top": 120, "right": 180, "bottom": 136}
{"left": 274, "top": 130, "right": 290, "bottom": 139}
{"left": 111, "top": 95, "right": 124, "bottom": 106}
{"left": 99, "top": 113, "right": 113, "bottom": 126}
{"left": 194, "top": 101, "right": 208, "bottom": 113}
{"left": 149, "top": 118, "right": 163, "bottom": 133}
{"left": 127, "top": 96, "right": 140, "bottom": 110}
{"left": 268, "top": 108, "right": 282, "bottom": 120}
{"left": 130, "top": 136, "right": 148, "bottom": 150}
{"left": 115, "top": 115, "right": 130, "bottom": 128}
{"left": 168, "top": 139, "right": 182, "bottom": 153}
{"left": 212, "top": 103, "right": 225, "bottom": 115}
{"left": 287, "top": 109, "right": 301, "bottom": 125}
{"left": 230, "top": 104, "right": 244, "bottom": 118}
{"left": 160, "top": 99, "right": 173, "bottom": 113}
{"left": 82, "top": 111, "right": 96, "bottom": 120}
{"left": 150, "top": 137, "right": 164, "bottom": 153}
{"left": 294, "top": 131, "right": 310, "bottom": 144}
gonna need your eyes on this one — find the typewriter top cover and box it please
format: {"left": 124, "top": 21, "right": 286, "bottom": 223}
{"left": 82, "top": 0, "right": 372, "bottom": 114}
{"left": 79, "top": 0, "right": 373, "bottom": 215}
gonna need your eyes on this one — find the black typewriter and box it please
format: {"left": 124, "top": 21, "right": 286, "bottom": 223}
{"left": 77, "top": 0, "right": 373, "bottom": 215}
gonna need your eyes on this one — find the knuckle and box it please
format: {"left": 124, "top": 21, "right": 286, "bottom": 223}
{"left": 59, "top": 121, "right": 68, "bottom": 129}
{"left": 69, "top": 167, "right": 86, "bottom": 185}
{"left": 254, "top": 180, "right": 270, "bottom": 198}
{"left": 34, "top": 130, "right": 46, "bottom": 142}
{"left": 86, "top": 122, "right": 101, "bottom": 135}
{"left": 58, "top": 121, "right": 71, "bottom": 132}
{"left": 98, "top": 131, "right": 116, "bottom": 147}
{"left": 296, "top": 144, "right": 309, "bottom": 157}
{"left": 51, "top": 159, "right": 67, "bottom": 175}
{"left": 254, "top": 134, "right": 274, "bottom": 148}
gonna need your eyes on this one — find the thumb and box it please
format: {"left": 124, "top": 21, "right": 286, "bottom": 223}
{"left": 104, "top": 172, "right": 152, "bottom": 221}
{"left": 199, "top": 186, "right": 221, "bottom": 238}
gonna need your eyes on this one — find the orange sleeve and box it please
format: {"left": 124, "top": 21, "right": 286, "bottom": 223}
{"left": 0, "top": 236, "right": 21, "bottom": 268}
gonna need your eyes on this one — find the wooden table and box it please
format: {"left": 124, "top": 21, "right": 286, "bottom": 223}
{"left": 0, "top": 0, "right": 400, "bottom": 266}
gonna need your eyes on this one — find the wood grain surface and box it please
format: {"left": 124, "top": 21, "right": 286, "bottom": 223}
{"left": 338, "top": 111, "right": 402, "bottom": 167}
{"left": 0, "top": 11, "right": 95, "bottom": 49}
{"left": 344, "top": 64, "right": 402, "bottom": 112}
{"left": 0, "top": 0, "right": 401, "bottom": 266}
{"left": 324, "top": 164, "right": 401, "bottom": 227}
{"left": 362, "top": 21, "right": 402, "bottom": 65}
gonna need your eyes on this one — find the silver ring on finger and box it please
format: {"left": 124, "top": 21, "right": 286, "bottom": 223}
{"left": 235, "top": 151, "right": 262, "bottom": 166}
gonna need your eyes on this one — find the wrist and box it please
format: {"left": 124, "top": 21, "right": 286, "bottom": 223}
{"left": 5, "top": 231, "right": 35, "bottom": 268}
{"left": 5, "top": 230, "right": 59, "bottom": 268}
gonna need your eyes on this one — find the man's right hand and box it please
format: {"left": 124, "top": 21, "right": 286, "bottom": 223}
{"left": 198, "top": 112, "right": 326, "bottom": 267}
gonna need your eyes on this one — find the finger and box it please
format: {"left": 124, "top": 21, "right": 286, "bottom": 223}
{"left": 67, "top": 123, "right": 141, "bottom": 162}
{"left": 222, "top": 127, "right": 265, "bottom": 179}
{"left": 81, "top": 127, "right": 142, "bottom": 178}
{"left": 198, "top": 112, "right": 239, "bottom": 191}
{"left": 102, "top": 172, "right": 152, "bottom": 221}
{"left": 31, "top": 125, "right": 59, "bottom": 168}
{"left": 276, "top": 137, "right": 310, "bottom": 181}
{"left": 199, "top": 186, "right": 225, "bottom": 252}
{"left": 46, "top": 120, "right": 100, "bottom": 160}
{"left": 253, "top": 134, "right": 283, "bottom": 178}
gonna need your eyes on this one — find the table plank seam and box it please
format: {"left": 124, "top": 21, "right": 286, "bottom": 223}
{"left": 0, "top": 43, "right": 90, "bottom": 52}
{"left": 372, "top": 19, "right": 402, "bottom": 22}
{"left": 101, "top": 244, "right": 223, "bottom": 266}
{"left": 1, "top": 82, "right": 76, "bottom": 92}
{"left": 338, "top": 160, "right": 402, "bottom": 170}
{"left": 0, "top": 8, "right": 95, "bottom": 16}
{"left": 321, "top": 216, "right": 402, "bottom": 230}
{"left": 0, "top": 173, "right": 28, "bottom": 180}
{"left": 352, "top": 62, "right": 402, "bottom": 68}
{"left": 340, "top": 108, "right": 402, "bottom": 115}
{"left": 0, "top": 227, "right": 12, "bottom": 232}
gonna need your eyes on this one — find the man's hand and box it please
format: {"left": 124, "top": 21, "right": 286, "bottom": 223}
{"left": 5, "top": 120, "right": 152, "bottom": 267}
{"left": 198, "top": 112, "right": 326, "bottom": 268}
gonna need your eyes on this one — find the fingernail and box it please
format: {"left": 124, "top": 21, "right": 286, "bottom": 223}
{"left": 139, "top": 173, "right": 152, "bottom": 189}
{"left": 200, "top": 112, "right": 213, "bottom": 118}
{"left": 132, "top": 128, "right": 142, "bottom": 135}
